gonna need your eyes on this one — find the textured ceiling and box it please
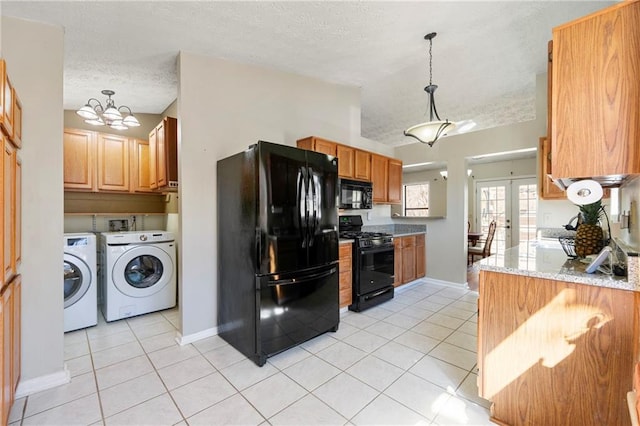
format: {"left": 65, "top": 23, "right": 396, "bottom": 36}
{"left": 2, "top": 1, "right": 615, "bottom": 147}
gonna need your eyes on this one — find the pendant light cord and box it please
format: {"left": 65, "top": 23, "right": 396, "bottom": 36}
{"left": 428, "top": 36, "right": 433, "bottom": 86}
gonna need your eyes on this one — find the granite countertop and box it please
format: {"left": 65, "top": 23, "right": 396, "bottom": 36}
{"left": 478, "top": 242, "right": 635, "bottom": 292}
{"left": 393, "top": 231, "right": 426, "bottom": 237}
{"left": 339, "top": 239, "right": 354, "bottom": 244}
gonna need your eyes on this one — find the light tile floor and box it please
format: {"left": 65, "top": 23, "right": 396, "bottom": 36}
{"left": 10, "top": 279, "right": 491, "bottom": 425}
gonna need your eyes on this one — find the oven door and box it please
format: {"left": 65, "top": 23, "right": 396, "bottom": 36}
{"left": 356, "top": 244, "right": 395, "bottom": 296}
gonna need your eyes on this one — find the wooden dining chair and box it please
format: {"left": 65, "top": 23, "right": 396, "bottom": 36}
{"left": 468, "top": 220, "right": 497, "bottom": 265}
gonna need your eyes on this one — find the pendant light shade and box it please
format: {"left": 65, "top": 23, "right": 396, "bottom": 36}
{"left": 404, "top": 32, "right": 456, "bottom": 147}
{"left": 76, "top": 89, "right": 140, "bottom": 130}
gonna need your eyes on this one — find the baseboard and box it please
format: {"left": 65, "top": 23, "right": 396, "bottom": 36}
{"left": 175, "top": 326, "right": 218, "bottom": 346}
{"left": 422, "top": 276, "right": 469, "bottom": 289}
{"left": 15, "top": 366, "right": 71, "bottom": 399}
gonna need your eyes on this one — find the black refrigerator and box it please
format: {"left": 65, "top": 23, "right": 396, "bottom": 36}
{"left": 217, "top": 141, "right": 339, "bottom": 366}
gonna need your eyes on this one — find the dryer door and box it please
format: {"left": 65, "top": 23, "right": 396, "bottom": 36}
{"left": 111, "top": 245, "right": 174, "bottom": 298}
{"left": 64, "top": 254, "right": 92, "bottom": 308}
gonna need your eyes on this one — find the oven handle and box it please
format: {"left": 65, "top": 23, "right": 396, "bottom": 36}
{"left": 267, "top": 266, "right": 337, "bottom": 286}
{"left": 364, "top": 287, "right": 393, "bottom": 300}
{"left": 358, "top": 245, "right": 395, "bottom": 255}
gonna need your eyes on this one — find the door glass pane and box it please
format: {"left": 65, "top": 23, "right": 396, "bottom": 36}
{"left": 517, "top": 182, "right": 538, "bottom": 246}
{"left": 478, "top": 183, "right": 507, "bottom": 253}
{"left": 125, "top": 255, "right": 163, "bottom": 288}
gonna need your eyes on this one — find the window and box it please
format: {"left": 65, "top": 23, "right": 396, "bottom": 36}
{"left": 404, "top": 183, "right": 429, "bottom": 216}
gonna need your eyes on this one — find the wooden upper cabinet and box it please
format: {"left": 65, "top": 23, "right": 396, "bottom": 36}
{"left": 354, "top": 150, "right": 371, "bottom": 181}
{"left": 336, "top": 145, "right": 354, "bottom": 178}
{"left": 149, "top": 128, "right": 158, "bottom": 190}
{"left": 9, "top": 90, "right": 21, "bottom": 150}
{"left": 97, "top": 133, "right": 130, "bottom": 192}
{"left": 149, "top": 117, "right": 178, "bottom": 189}
{"left": 3, "top": 139, "right": 16, "bottom": 284}
{"left": 131, "top": 139, "right": 153, "bottom": 193}
{"left": 538, "top": 137, "right": 565, "bottom": 200}
{"left": 64, "top": 129, "right": 96, "bottom": 191}
{"left": 297, "top": 136, "right": 337, "bottom": 157}
{"left": 551, "top": 1, "right": 640, "bottom": 179}
{"left": 387, "top": 159, "right": 402, "bottom": 204}
{"left": 0, "top": 63, "right": 14, "bottom": 140}
{"left": 547, "top": 40, "right": 553, "bottom": 143}
{"left": 371, "top": 154, "right": 388, "bottom": 203}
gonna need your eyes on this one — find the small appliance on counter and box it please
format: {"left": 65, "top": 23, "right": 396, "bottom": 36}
{"left": 217, "top": 141, "right": 340, "bottom": 367}
{"left": 339, "top": 215, "right": 395, "bottom": 311}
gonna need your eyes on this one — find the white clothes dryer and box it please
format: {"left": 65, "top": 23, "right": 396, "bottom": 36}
{"left": 100, "top": 231, "right": 176, "bottom": 322}
{"left": 64, "top": 233, "right": 98, "bottom": 332}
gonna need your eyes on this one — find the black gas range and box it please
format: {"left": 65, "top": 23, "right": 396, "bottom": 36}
{"left": 339, "top": 215, "right": 395, "bottom": 312}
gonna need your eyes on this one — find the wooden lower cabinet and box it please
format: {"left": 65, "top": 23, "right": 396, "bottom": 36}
{"left": 478, "top": 270, "right": 636, "bottom": 426}
{"left": 0, "top": 275, "right": 19, "bottom": 426}
{"left": 338, "top": 243, "right": 352, "bottom": 308}
{"left": 394, "top": 234, "right": 426, "bottom": 286}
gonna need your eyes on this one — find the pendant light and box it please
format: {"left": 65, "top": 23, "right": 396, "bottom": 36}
{"left": 404, "top": 32, "right": 456, "bottom": 147}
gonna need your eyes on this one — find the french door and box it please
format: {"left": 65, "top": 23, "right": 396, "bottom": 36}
{"left": 475, "top": 178, "right": 537, "bottom": 253}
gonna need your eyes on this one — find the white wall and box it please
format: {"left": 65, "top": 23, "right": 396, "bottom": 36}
{"left": 2, "top": 17, "right": 66, "bottom": 385}
{"left": 177, "top": 52, "right": 363, "bottom": 338}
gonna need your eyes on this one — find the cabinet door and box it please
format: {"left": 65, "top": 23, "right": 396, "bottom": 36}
{"left": 14, "top": 156, "right": 21, "bottom": 270}
{"left": 11, "top": 276, "right": 20, "bottom": 393}
{"left": 3, "top": 139, "right": 15, "bottom": 283}
{"left": 552, "top": 1, "right": 640, "bottom": 178}
{"left": 338, "top": 244, "right": 352, "bottom": 308}
{"left": 10, "top": 90, "right": 21, "bottom": 149}
{"left": 371, "top": 155, "right": 388, "bottom": 203}
{"left": 63, "top": 129, "right": 95, "bottom": 191}
{"left": 1, "top": 284, "right": 11, "bottom": 426}
{"left": 1, "top": 72, "right": 14, "bottom": 139}
{"left": 393, "top": 238, "right": 402, "bottom": 287}
{"left": 401, "top": 236, "right": 416, "bottom": 283}
{"left": 415, "top": 234, "right": 426, "bottom": 278}
{"left": 148, "top": 128, "right": 158, "bottom": 190}
{"left": 354, "top": 150, "right": 371, "bottom": 181}
{"left": 156, "top": 120, "right": 167, "bottom": 188}
{"left": 313, "top": 138, "right": 337, "bottom": 157}
{"left": 131, "top": 139, "right": 153, "bottom": 193}
{"left": 538, "top": 137, "right": 564, "bottom": 200}
{"left": 336, "top": 145, "right": 354, "bottom": 178}
{"left": 97, "top": 133, "right": 129, "bottom": 192}
{"left": 387, "top": 159, "right": 402, "bottom": 204}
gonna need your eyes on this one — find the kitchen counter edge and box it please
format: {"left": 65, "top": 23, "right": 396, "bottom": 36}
{"left": 477, "top": 244, "right": 636, "bottom": 292}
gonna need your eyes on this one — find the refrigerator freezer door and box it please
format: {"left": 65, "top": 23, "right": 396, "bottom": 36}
{"left": 256, "top": 264, "right": 339, "bottom": 365}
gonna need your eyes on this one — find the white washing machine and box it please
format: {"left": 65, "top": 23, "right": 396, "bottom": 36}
{"left": 100, "top": 230, "right": 176, "bottom": 322}
{"left": 64, "top": 233, "right": 98, "bottom": 332}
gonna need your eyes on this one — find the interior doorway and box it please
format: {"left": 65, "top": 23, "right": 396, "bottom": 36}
{"left": 474, "top": 178, "right": 537, "bottom": 253}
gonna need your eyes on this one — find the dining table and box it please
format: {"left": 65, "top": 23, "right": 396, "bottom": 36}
{"left": 468, "top": 232, "right": 483, "bottom": 246}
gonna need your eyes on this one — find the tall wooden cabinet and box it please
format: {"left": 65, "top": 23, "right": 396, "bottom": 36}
{"left": 551, "top": 1, "right": 640, "bottom": 179}
{"left": 0, "top": 58, "right": 22, "bottom": 426}
{"left": 149, "top": 117, "right": 178, "bottom": 190}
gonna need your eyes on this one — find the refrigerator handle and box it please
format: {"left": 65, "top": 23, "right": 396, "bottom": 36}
{"left": 255, "top": 227, "right": 262, "bottom": 270}
{"left": 308, "top": 169, "right": 317, "bottom": 246}
{"left": 297, "top": 168, "right": 307, "bottom": 247}
{"left": 267, "top": 266, "right": 337, "bottom": 286}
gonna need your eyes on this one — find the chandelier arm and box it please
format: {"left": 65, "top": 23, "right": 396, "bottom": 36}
{"left": 117, "top": 105, "right": 133, "bottom": 114}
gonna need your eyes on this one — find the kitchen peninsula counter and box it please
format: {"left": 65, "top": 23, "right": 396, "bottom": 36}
{"left": 477, "top": 243, "right": 637, "bottom": 425}
{"left": 477, "top": 243, "right": 633, "bottom": 291}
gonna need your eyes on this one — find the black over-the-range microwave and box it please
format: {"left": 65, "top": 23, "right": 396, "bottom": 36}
{"left": 338, "top": 178, "right": 372, "bottom": 210}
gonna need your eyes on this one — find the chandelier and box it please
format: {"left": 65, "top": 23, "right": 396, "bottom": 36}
{"left": 76, "top": 89, "right": 141, "bottom": 130}
{"left": 404, "top": 32, "right": 456, "bottom": 147}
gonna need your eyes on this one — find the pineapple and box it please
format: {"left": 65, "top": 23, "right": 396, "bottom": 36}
{"left": 575, "top": 201, "right": 604, "bottom": 257}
